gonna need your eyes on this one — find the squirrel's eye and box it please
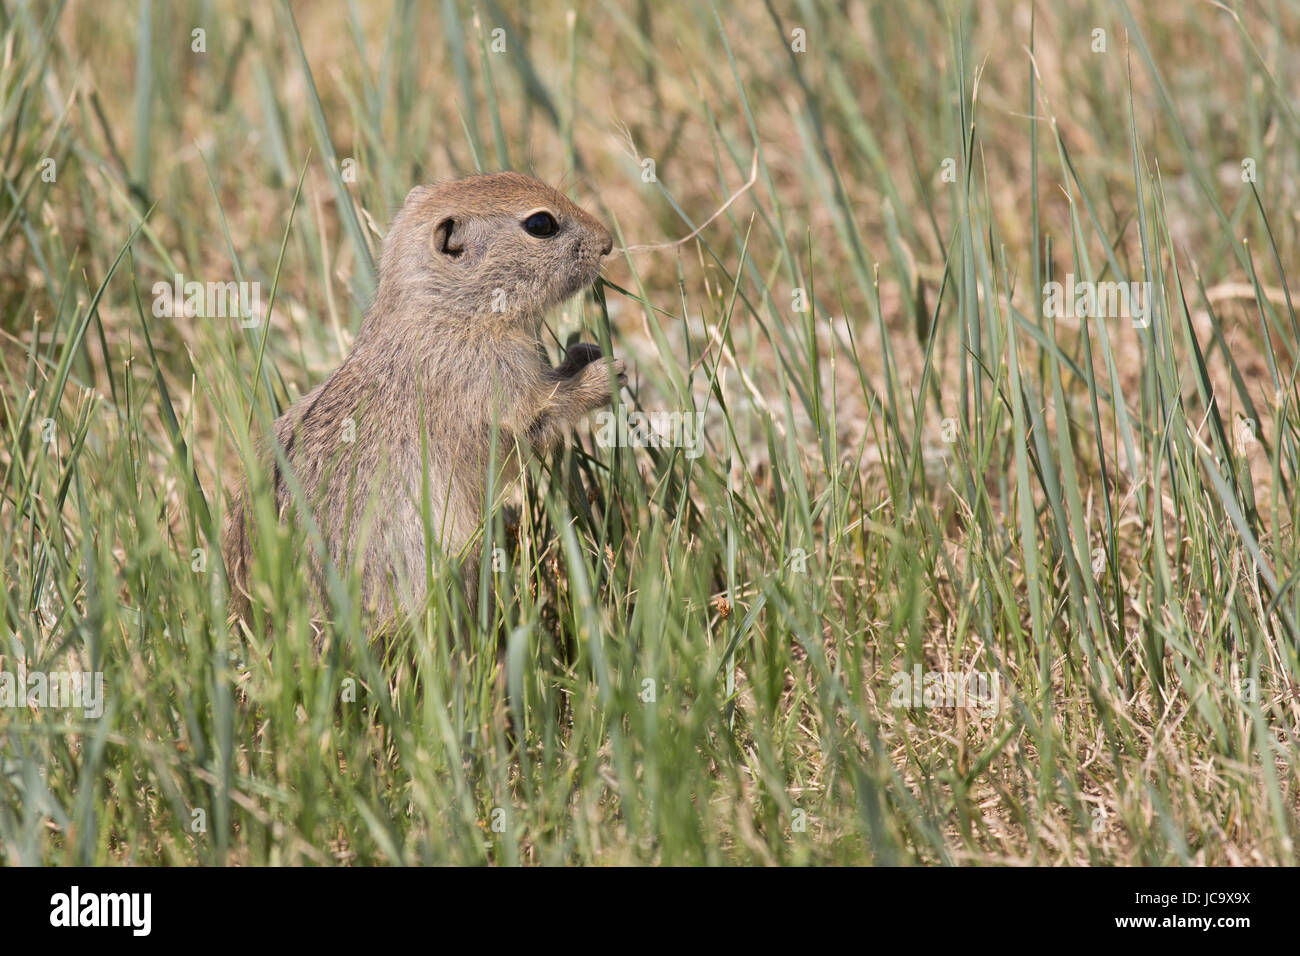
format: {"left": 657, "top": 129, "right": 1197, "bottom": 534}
{"left": 522, "top": 212, "right": 558, "bottom": 238}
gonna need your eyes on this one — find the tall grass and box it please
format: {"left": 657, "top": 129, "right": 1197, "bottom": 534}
{"left": 1, "top": 0, "right": 1297, "bottom": 864}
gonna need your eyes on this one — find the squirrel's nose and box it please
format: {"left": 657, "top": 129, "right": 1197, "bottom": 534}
{"left": 599, "top": 233, "right": 613, "bottom": 257}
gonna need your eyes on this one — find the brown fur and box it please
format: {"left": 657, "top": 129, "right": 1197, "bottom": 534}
{"left": 222, "top": 173, "right": 619, "bottom": 625}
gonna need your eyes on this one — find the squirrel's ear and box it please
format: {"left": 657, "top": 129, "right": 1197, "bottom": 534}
{"left": 433, "top": 217, "right": 465, "bottom": 260}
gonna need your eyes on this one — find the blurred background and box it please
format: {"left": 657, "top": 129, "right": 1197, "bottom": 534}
{"left": 9, "top": 0, "right": 1295, "bottom": 451}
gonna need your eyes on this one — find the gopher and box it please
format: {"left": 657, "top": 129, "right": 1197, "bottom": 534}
{"left": 222, "top": 172, "right": 621, "bottom": 625}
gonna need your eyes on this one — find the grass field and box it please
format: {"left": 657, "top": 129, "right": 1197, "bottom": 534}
{"left": 2, "top": 0, "right": 1299, "bottom": 865}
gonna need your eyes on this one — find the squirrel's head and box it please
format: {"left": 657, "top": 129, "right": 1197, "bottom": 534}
{"left": 375, "top": 172, "right": 614, "bottom": 329}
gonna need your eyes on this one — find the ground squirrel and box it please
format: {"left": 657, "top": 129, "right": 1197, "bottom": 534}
{"left": 222, "top": 172, "right": 621, "bottom": 625}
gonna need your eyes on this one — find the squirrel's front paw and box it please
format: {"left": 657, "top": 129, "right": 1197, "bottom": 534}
{"left": 608, "top": 358, "right": 628, "bottom": 389}
{"left": 577, "top": 356, "right": 626, "bottom": 407}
